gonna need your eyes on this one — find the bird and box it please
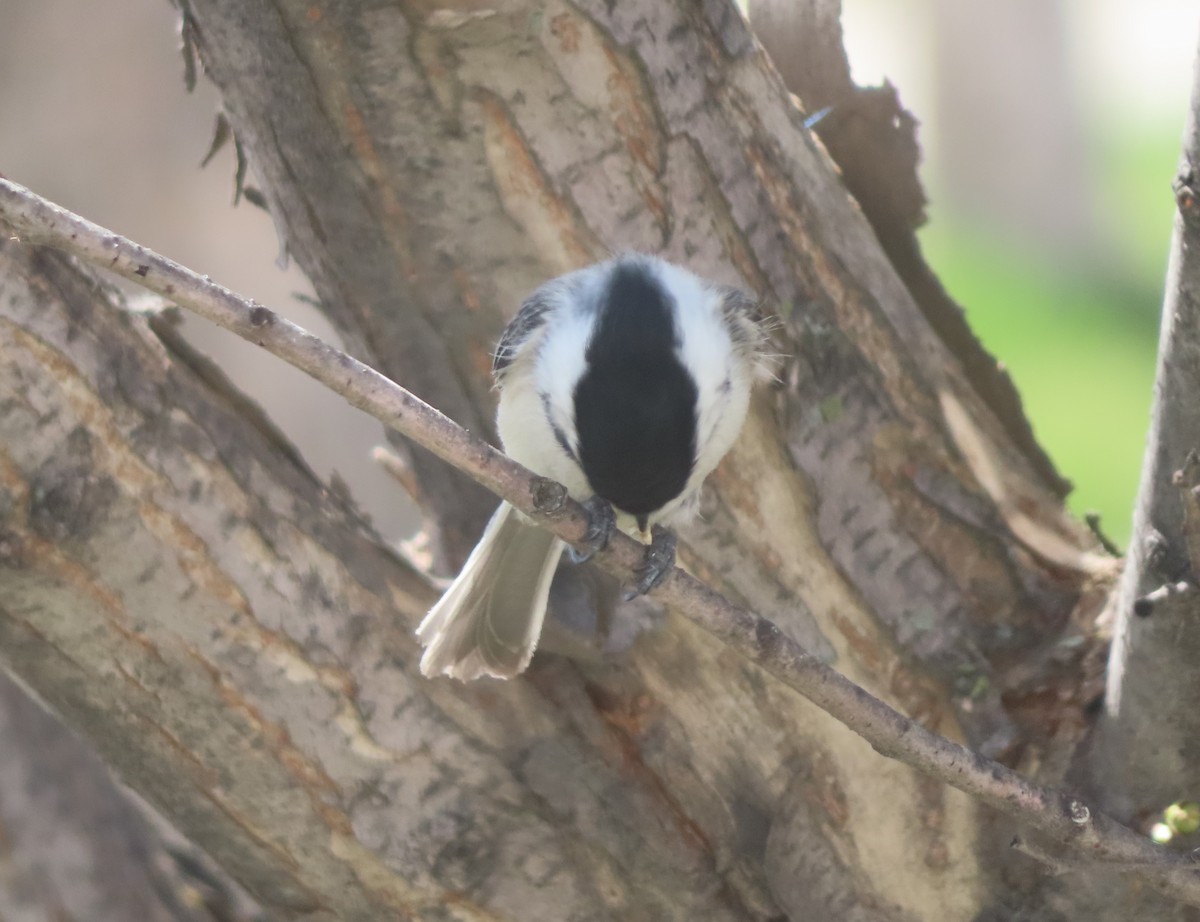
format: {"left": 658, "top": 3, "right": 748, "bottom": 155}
{"left": 416, "top": 253, "right": 765, "bottom": 680}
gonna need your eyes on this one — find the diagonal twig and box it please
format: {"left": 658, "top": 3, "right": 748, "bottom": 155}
{"left": 2, "top": 176, "right": 1198, "bottom": 903}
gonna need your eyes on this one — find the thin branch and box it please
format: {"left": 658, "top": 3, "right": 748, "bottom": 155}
{"left": 2, "top": 177, "right": 1199, "bottom": 903}
{"left": 1009, "top": 835, "right": 1080, "bottom": 876}
{"left": 1132, "top": 580, "right": 1194, "bottom": 619}
{"left": 1010, "top": 834, "right": 1197, "bottom": 876}
{"left": 371, "top": 445, "right": 427, "bottom": 511}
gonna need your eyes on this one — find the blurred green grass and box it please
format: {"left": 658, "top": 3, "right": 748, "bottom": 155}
{"left": 918, "top": 126, "right": 1179, "bottom": 547}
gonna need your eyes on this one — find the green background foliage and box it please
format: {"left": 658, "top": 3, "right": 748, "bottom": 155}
{"left": 921, "top": 129, "right": 1176, "bottom": 547}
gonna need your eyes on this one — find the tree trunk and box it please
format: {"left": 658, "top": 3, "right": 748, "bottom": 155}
{"left": 0, "top": 0, "right": 1171, "bottom": 919}
{"left": 0, "top": 669, "right": 262, "bottom": 922}
{"left": 1088, "top": 29, "right": 1200, "bottom": 888}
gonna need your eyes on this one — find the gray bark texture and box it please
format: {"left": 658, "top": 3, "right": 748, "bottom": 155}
{"left": 0, "top": 0, "right": 1187, "bottom": 919}
{"left": 1093, "top": 30, "right": 1200, "bottom": 873}
{"left": 0, "top": 669, "right": 263, "bottom": 922}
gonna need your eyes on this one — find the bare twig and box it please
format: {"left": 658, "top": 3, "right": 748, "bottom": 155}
{"left": 1132, "top": 580, "right": 1195, "bottom": 619}
{"left": 2, "top": 177, "right": 1199, "bottom": 902}
{"left": 1010, "top": 835, "right": 1078, "bottom": 876}
{"left": 1085, "top": 512, "right": 1123, "bottom": 557}
{"left": 1010, "top": 834, "right": 1196, "bottom": 876}
{"left": 371, "top": 445, "right": 426, "bottom": 510}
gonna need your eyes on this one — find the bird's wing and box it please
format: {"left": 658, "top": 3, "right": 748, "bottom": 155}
{"left": 716, "top": 285, "right": 768, "bottom": 359}
{"left": 493, "top": 284, "right": 567, "bottom": 382}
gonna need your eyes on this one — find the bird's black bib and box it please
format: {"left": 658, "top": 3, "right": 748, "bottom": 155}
{"left": 573, "top": 264, "right": 697, "bottom": 522}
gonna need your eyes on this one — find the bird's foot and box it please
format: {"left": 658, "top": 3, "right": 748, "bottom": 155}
{"left": 624, "top": 525, "right": 676, "bottom": 600}
{"left": 566, "top": 495, "right": 616, "bottom": 564}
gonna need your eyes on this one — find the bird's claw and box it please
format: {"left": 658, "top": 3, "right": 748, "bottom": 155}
{"left": 623, "top": 525, "right": 676, "bottom": 600}
{"left": 567, "top": 495, "right": 617, "bottom": 564}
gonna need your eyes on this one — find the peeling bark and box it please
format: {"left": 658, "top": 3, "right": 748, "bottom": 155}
{"left": 752, "top": 0, "right": 1070, "bottom": 500}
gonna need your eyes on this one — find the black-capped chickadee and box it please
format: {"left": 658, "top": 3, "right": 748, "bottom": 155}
{"left": 417, "top": 254, "right": 764, "bottom": 680}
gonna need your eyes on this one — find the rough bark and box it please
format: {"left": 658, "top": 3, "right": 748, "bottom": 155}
{"left": 0, "top": 670, "right": 263, "bottom": 922}
{"left": 13, "top": 172, "right": 1200, "bottom": 913}
{"left": 0, "top": 1, "right": 1138, "bottom": 920}
{"left": 0, "top": 244, "right": 451, "bottom": 918}
{"left": 752, "top": 0, "right": 1070, "bottom": 500}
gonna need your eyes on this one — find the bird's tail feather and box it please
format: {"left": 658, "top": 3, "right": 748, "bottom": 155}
{"left": 416, "top": 502, "right": 563, "bottom": 680}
